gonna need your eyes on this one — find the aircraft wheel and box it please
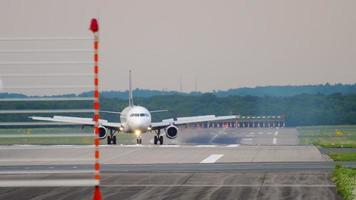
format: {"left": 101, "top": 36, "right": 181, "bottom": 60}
{"left": 154, "top": 136, "right": 158, "bottom": 145}
{"left": 137, "top": 138, "right": 142, "bottom": 144}
{"left": 112, "top": 136, "right": 117, "bottom": 145}
{"left": 107, "top": 136, "right": 112, "bottom": 145}
{"left": 159, "top": 136, "right": 163, "bottom": 145}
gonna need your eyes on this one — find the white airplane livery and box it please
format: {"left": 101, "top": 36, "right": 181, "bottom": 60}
{"left": 31, "top": 71, "right": 236, "bottom": 145}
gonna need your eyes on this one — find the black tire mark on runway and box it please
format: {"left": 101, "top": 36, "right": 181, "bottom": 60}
{"left": 211, "top": 135, "right": 240, "bottom": 144}
{"left": 256, "top": 173, "right": 266, "bottom": 200}
{"left": 183, "top": 133, "right": 241, "bottom": 145}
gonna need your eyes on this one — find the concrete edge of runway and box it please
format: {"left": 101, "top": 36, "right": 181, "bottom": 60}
{"left": 0, "top": 161, "right": 347, "bottom": 175}
{"left": 0, "top": 144, "right": 320, "bottom": 149}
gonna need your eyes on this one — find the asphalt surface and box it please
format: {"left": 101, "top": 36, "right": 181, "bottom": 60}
{"left": 143, "top": 128, "right": 298, "bottom": 145}
{"left": 0, "top": 128, "right": 344, "bottom": 200}
{"left": 0, "top": 162, "right": 337, "bottom": 174}
{"left": 0, "top": 144, "right": 328, "bottom": 166}
{"left": 0, "top": 172, "right": 341, "bottom": 200}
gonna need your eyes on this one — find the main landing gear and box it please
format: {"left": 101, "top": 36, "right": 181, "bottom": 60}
{"left": 154, "top": 129, "right": 163, "bottom": 145}
{"left": 136, "top": 136, "right": 142, "bottom": 144}
{"left": 107, "top": 129, "right": 117, "bottom": 145}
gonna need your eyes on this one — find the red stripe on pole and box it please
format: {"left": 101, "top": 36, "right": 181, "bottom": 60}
{"left": 94, "top": 54, "right": 98, "bottom": 62}
{"left": 93, "top": 186, "right": 102, "bottom": 200}
{"left": 95, "top": 162, "right": 100, "bottom": 171}
{"left": 94, "top": 91, "right": 99, "bottom": 98}
{"left": 94, "top": 78, "right": 99, "bottom": 86}
{"left": 95, "top": 138, "right": 100, "bottom": 146}
{"left": 95, "top": 150, "right": 100, "bottom": 159}
{"left": 94, "top": 66, "right": 99, "bottom": 74}
{"left": 93, "top": 114, "right": 99, "bottom": 121}
{"left": 94, "top": 41, "right": 99, "bottom": 50}
{"left": 94, "top": 102, "right": 100, "bottom": 110}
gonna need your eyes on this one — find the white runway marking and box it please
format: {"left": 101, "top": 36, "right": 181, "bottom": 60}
{"left": 200, "top": 154, "right": 224, "bottom": 163}
{"left": 101, "top": 184, "right": 336, "bottom": 188}
{"left": 0, "top": 145, "right": 95, "bottom": 150}
{"left": 159, "top": 145, "right": 180, "bottom": 148}
{"left": 0, "top": 158, "right": 93, "bottom": 163}
{"left": 196, "top": 145, "right": 217, "bottom": 147}
{"left": 0, "top": 170, "right": 93, "bottom": 175}
{"left": 273, "top": 137, "right": 277, "bottom": 145}
{"left": 274, "top": 131, "right": 279, "bottom": 136}
{"left": 226, "top": 144, "right": 240, "bottom": 147}
{"left": 0, "top": 179, "right": 98, "bottom": 187}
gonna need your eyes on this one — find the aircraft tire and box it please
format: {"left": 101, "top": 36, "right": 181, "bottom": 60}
{"left": 107, "top": 136, "right": 112, "bottom": 145}
{"left": 159, "top": 136, "right": 163, "bottom": 145}
{"left": 154, "top": 136, "right": 158, "bottom": 145}
{"left": 112, "top": 136, "right": 117, "bottom": 144}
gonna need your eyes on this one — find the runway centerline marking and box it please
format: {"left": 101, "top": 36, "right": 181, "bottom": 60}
{"left": 226, "top": 144, "right": 240, "bottom": 147}
{"left": 200, "top": 154, "right": 224, "bottom": 163}
{"left": 273, "top": 137, "right": 277, "bottom": 145}
{"left": 274, "top": 131, "right": 279, "bottom": 136}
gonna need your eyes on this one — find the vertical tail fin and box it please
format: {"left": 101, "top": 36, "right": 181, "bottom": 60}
{"left": 129, "top": 70, "right": 134, "bottom": 107}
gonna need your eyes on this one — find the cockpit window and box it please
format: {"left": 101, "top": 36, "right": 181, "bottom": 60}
{"left": 130, "top": 113, "right": 149, "bottom": 117}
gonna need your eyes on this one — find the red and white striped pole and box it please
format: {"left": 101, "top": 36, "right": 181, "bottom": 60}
{"left": 90, "top": 18, "right": 102, "bottom": 200}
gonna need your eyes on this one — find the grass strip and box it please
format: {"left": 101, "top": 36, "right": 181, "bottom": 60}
{"left": 329, "top": 152, "right": 356, "bottom": 161}
{"left": 332, "top": 164, "right": 356, "bottom": 200}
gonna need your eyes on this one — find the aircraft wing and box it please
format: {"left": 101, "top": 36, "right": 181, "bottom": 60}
{"left": 151, "top": 115, "right": 236, "bottom": 129}
{"left": 30, "top": 116, "right": 121, "bottom": 129}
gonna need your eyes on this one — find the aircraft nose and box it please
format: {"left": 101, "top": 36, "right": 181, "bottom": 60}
{"left": 130, "top": 118, "right": 148, "bottom": 130}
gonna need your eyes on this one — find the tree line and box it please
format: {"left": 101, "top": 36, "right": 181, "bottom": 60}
{"left": 1, "top": 93, "right": 356, "bottom": 127}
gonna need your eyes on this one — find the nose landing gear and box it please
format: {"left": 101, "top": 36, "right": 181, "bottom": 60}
{"left": 136, "top": 136, "right": 142, "bottom": 144}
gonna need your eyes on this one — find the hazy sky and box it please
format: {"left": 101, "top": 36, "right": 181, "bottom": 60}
{"left": 0, "top": 0, "right": 356, "bottom": 94}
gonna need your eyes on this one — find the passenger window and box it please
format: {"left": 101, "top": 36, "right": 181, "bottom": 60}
{"left": 140, "top": 113, "right": 145, "bottom": 117}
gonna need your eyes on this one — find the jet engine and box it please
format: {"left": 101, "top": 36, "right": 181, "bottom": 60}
{"left": 165, "top": 125, "right": 178, "bottom": 139}
{"left": 98, "top": 126, "right": 108, "bottom": 139}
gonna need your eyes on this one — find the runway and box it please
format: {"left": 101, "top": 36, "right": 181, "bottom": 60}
{"left": 0, "top": 171, "right": 340, "bottom": 200}
{"left": 144, "top": 128, "right": 299, "bottom": 146}
{"left": 0, "top": 144, "right": 328, "bottom": 166}
{"left": 0, "top": 128, "right": 342, "bottom": 199}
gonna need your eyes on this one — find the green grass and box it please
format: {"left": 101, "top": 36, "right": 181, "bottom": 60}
{"left": 0, "top": 127, "right": 136, "bottom": 145}
{"left": 0, "top": 136, "right": 94, "bottom": 145}
{"left": 332, "top": 164, "right": 356, "bottom": 200}
{"left": 329, "top": 152, "right": 356, "bottom": 161}
{"left": 298, "top": 125, "right": 356, "bottom": 147}
{"left": 314, "top": 139, "right": 356, "bottom": 148}
{"left": 0, "top": 127, "right": 87, "bottom": 135}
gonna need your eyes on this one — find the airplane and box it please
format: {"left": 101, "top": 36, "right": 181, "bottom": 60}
{"left": 31, "top": 71, "right": 236, "bottom": 145}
